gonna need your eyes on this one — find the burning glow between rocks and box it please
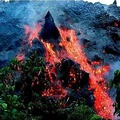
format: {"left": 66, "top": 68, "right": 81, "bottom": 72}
{"left": 42, "top": 64, "right": 67, "bottom": 98}
{"left": 16, "top": 54, "right": 25, "bottom": 62}
{"left": 59, "top": 28, "right": 113, "bottom": 119}
{"left": 42, "top": 41, "right": 61, "bottom": 63}
{"left": 24, "top": 23, "right": 41, "bottom": 46}
{"left": 19, "top": 23, "right": 114, "bottom": 119}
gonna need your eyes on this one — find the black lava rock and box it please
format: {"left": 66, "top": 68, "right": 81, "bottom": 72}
{"left": 39, "top": 11, "right": 61, "bottom": 44}
{"left": 113, "top": 0, "right": 117, "bottom": 6}
{"left": 0, "top": 59, "right": 7, "bottom": 68}
{"left": 58, "top": 59, "right": 89, "bottom": 90}
{"left": 104, "top": 45, "right": 120, "bottom": 56}
{"left": 26, "top": 38, "right": 45, "bottom": 57}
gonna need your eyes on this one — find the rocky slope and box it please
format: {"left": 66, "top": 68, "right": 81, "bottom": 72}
{"left": 0, "top": 1, "right": 120, "bottom": 71}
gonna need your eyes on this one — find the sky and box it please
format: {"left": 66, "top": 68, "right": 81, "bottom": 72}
{"left": 4, "top": 0, "right": 120, "bottom": 6}
{"left": 83, "top": 0, "right": 120, "bottom": 6}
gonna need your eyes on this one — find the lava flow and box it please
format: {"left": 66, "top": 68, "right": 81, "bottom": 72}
{"left": 18, "top": 21, "right": 114, "bottom": 119}
{"left": 59, "top": 28, "right": 114, "bottom": 119}
{"left": 24, "top": 23, "right": 41, "bottom": 46}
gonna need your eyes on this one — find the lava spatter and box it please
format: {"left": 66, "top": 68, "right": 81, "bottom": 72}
{"left": 59, "top": 28, "right": 113, "bottom": 119}
{"left": 40, "top": 27, "right": 113, "bottom": 119}
{"left": 19, "top": 12, "right": 114, "bottom": 119}
{"left": 24, "top": 23, "right": 41, "bottom": 46}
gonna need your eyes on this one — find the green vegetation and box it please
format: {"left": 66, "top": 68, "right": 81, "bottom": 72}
{"left": 110, "top": 70, "right": 120, "bottom": 116}
{"left": 0, "top": 52, "right": 102, "bottom": 120}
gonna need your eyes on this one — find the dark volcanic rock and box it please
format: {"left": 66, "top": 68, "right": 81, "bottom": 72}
{"left": 104, "top": 45, "right": 120, "bottom": 56}
{"left": 113, "top": 0, "right": 117, "bottom": 6}
{"left": 110, "top": 32, "right": 120, "bottom": 42}
{"left": 26, "top": 39, "right": 45, "bottom": 57}
{"left": 94, "top": 12, "right": 116, "bottom": 29}
{"left": 108, "top": 27, "right": 120, "bottom": 43}
{"left": 57, "top": 59, "right": 94, "bottom": 106}
{"left": 58, "top": 59, "right": 89, "bottom": 89}
{"left": 39, "top": 11, "right": 61, "bottom": 44}
{"left": 0, "top": 59, "right": 7, "bottom": 68}
{"left": 0, "top": 1, "right": 120, "bottom": 68}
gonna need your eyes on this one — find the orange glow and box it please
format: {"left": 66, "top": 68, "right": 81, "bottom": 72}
{"left": 24, "top": 23, "right": 41, "bottom": 46}
{"left": 42, "top": 40, "right": 60, "bottom": 63}
{"left": 58, "top": 28, "right": 113, "bottom": 119}
{"left": 42, "top": 85, "right": 67, "bottom": 98}
{"left": 22, "top": 23, "right": 114, "bottom": 119}
{"left": 91, "top": 61, "right": 101, "bottom": 66}
{"left": 16, "top": 54, "right": 25, "bottom": 62}
{"left": 42, "top": 63, "right": 67, "bottom": 98}
{"left": 114, "top": 22, "right": 118, "bottom": 27}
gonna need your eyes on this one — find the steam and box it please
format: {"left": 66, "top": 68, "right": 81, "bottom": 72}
{"left": 0, "top": 1, "right": 120, "bottom": 118}
{"left": 1, "top": 1, "right": 120, "bottom": 67}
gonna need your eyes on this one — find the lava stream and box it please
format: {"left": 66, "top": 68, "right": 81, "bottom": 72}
{"left": 21, "top": 23, "right": 114, "bottom": 119}
{"left": 58, "top": 28, "right": 113, "bottom": 119}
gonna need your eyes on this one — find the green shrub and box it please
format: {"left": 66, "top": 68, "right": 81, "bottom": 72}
{"left": 110, "top": 70, "right": 120, "bottom": 116}
{"left": 67, "top": 105, "right": 102, "bottom": 120}
{"left": 0, "top": 52, "right": 101, "bottom": 120}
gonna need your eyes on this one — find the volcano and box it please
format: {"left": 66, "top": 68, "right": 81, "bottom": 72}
{"left": 0, "top": 1, "right": 120, "bottom": 120}
{"left": 16, "top": 11, "right": 113, "bottom": 119}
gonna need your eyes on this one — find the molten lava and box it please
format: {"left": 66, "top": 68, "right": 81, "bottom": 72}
{"left": 21, "top": 23, "right": 114, "bottom": 119}
{"left": 59, "top": 28, "right": 113, "bottom": 119}
{"left": 16, "top": 54, "right": 25, "bottom": 62}
{"left": 24, "top": 23, "right": 41, "bottom": 46}
{"left": 42, "top": 65, "right": 67, "bottom": 98}
{"left": 42, "top": 41, "right": 61, "bottom": 63}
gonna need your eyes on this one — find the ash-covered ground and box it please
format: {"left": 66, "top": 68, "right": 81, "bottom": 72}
{"left": 0, "top": 1, "right": 120, "bottom": 78}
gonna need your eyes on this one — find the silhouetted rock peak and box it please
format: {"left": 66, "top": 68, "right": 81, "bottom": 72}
{"left": 45, "top": 11, "right": 53, "bottom": 21}
{"left": 39, "top": 11, "right": 60, "bottom": 44}
{"left": 113, "top": 0, "right": 117, "bottom": 6}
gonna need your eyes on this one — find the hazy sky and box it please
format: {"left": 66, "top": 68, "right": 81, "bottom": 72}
{"left": 4, "top": 0, "right": 120, "bottom": 6}
{"left": 84, "top": 0, "right": 120, "bottom": 6}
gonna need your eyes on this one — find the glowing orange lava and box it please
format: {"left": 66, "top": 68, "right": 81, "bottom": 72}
{"left": 24, "top": 23, "right": 41, "bottom": 46}
{"left": 16, "top": 54, "right": 25, "bottom": 62}
{"left": 59, "top": 28, "right": 113, "bottom": 119}
{"left": 42, "top": 41, "right": 61, "bottom": 63}
{"left": 91, "top": 61, "right": 101, "bottom": 66}
{"left": 42, "top": 65, "right": 67, "bottom": 98}
{"left": 23, "top": 23, "right": 114, "bottom": 119}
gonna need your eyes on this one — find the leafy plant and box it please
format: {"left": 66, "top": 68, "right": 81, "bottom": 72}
{"left": 110, "top": 70, "right": 120, "bottom": 116}
{"left": 67, "top": 105, "right": 102, "bottom": 120}
{"left": 0, "top": 52, "right": 102, "bottom": 120}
